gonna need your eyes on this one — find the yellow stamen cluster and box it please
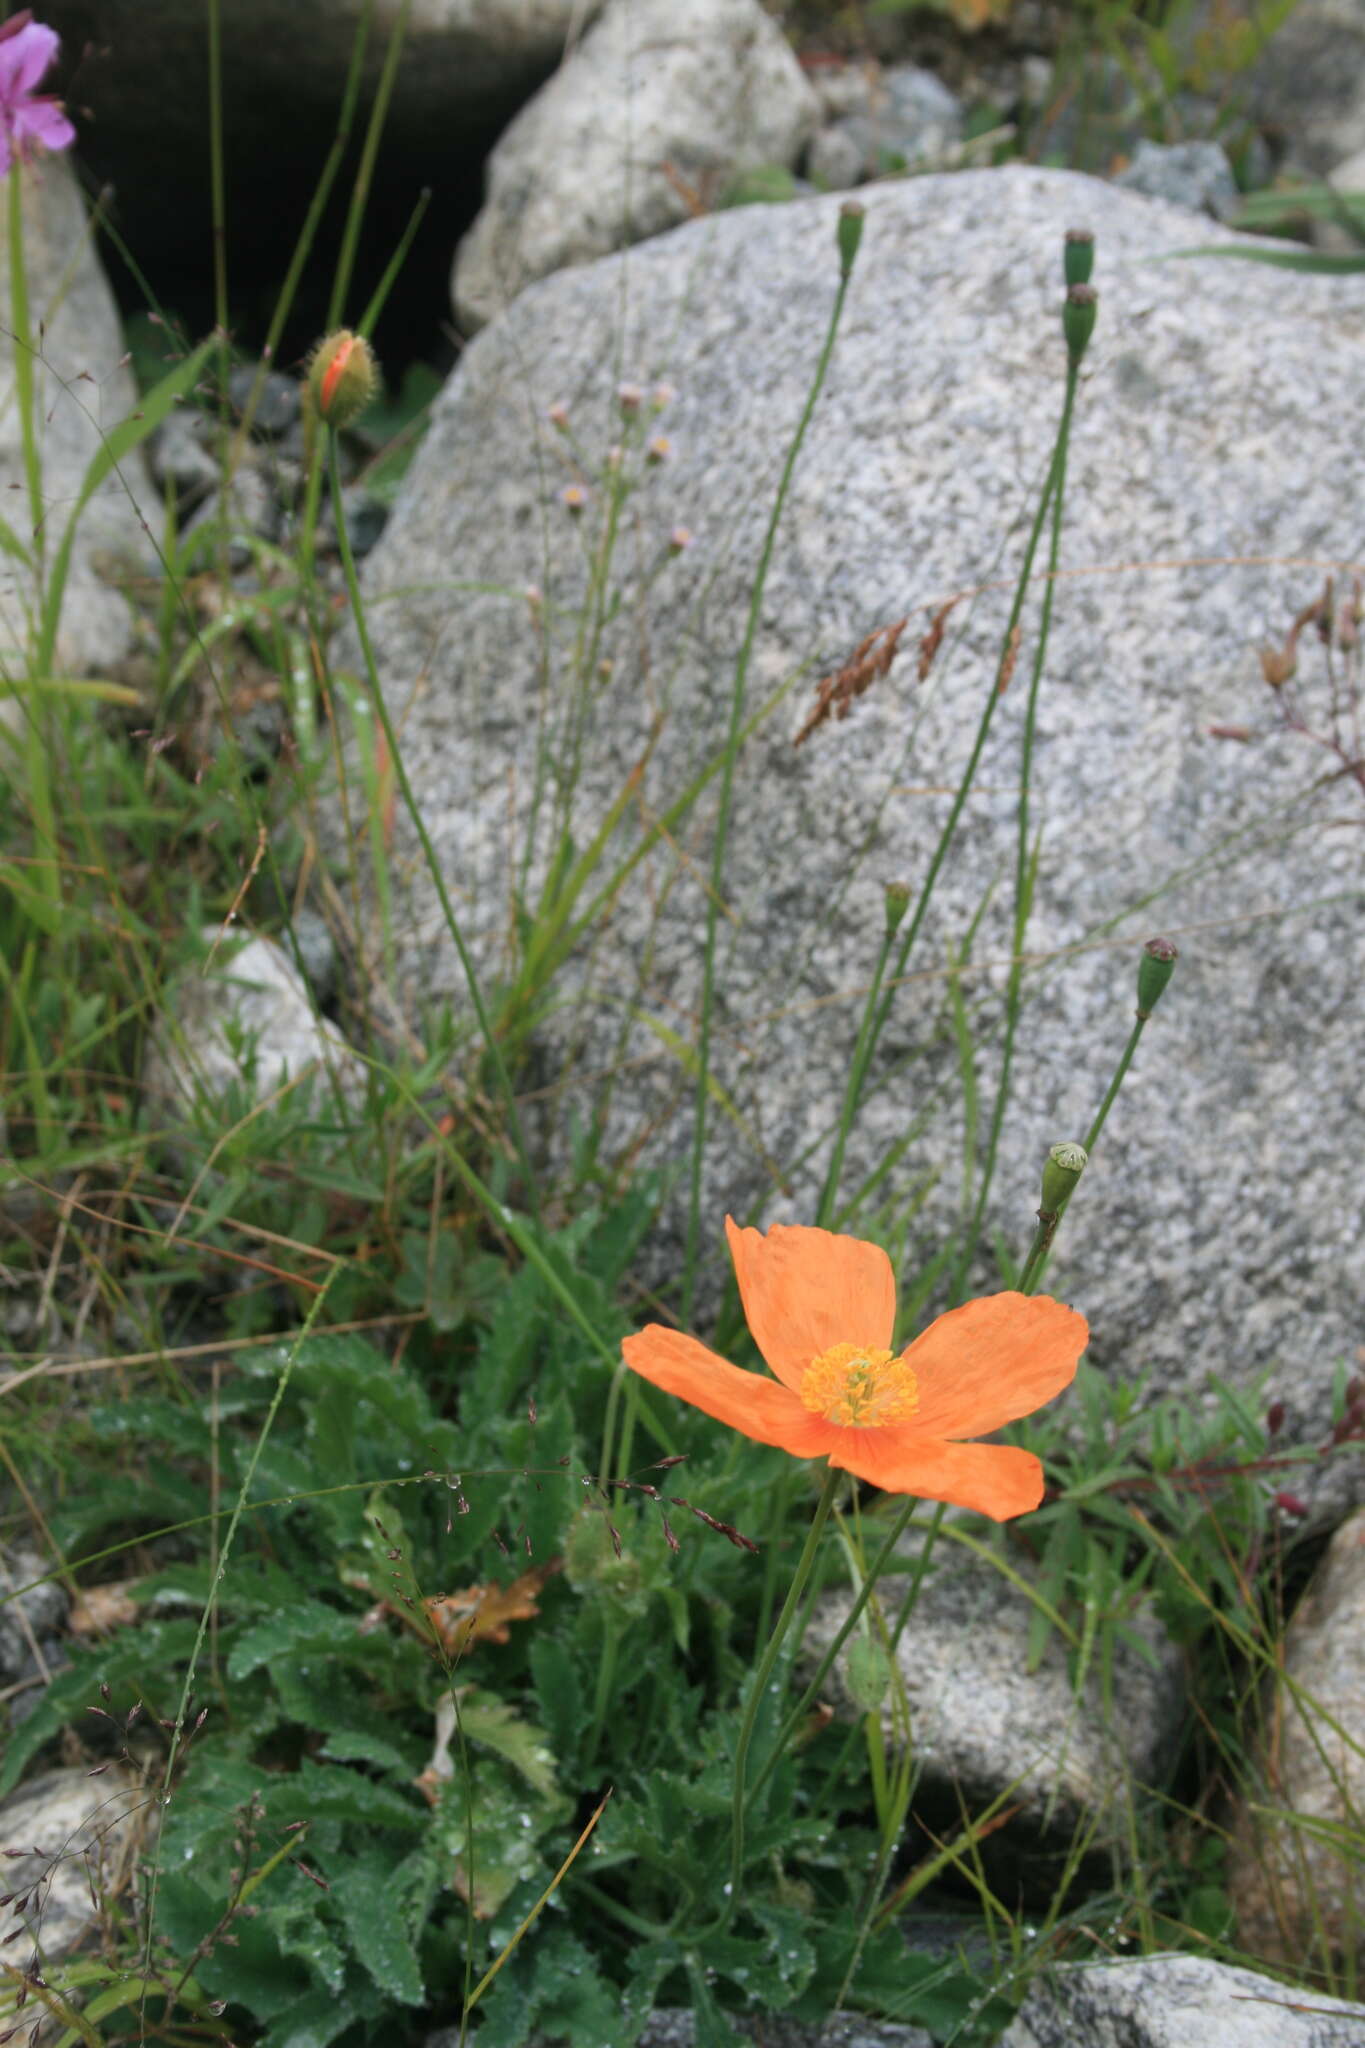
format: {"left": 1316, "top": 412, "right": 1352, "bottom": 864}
{"left": 800, "top": 1342, "right": 919, "bottom": 1428}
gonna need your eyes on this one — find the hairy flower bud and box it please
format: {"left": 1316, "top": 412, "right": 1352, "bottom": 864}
{"left": 1137, "top": 936, "right": 1178, "bottom": 1018}
{"left": 883, "top": 881, "right": 911, "bottom": 936}
{"left": 1063, "top": 228, "right": 1095, "bottom": 288}
{"left": 1063, "top": 284, "right": 1097, "bottom": 366}
{"left": 1040, "top": 1141, "right": 1087, "bottom": 1216}
{"left": 837, "top": 200, "right": 865, "bottom": 279}
{"left": 307, "top": 329, "right": 378, "bottom": 431}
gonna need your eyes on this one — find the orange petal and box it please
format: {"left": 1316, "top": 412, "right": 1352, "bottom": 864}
{"left": 724, "top": 1218, "right": 896, "bottom": 1393}
{"left": 622, "top": 1324, "right": 836, "bottom": 1457}
{"left": 902, "top": 1292, "right": 1087, "bottom": 1439}
{"left": 825, "top": 1430, "right": 1046, "bottom": 1521}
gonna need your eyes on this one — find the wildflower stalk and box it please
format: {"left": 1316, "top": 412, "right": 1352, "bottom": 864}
{"left": 815, "top": 422, "right": 1068, "bottom": 1229}
{"left": 952, "top": 355, "right": 1080, "bottom": 1298}
{"left": 1018, "top": 939, "right": 1177, "bottom": 1292}
{"left": 814, "top": 897, "right": 906, "bottom": 1230}
{"left": 682, "top": 209, "right": 862, "bottom": 1320}
{"left": 327, "top": 434, "right": 542, "bottom": 1216}
{"left": 723, "top": 1466, "right": 843, "bottom": 1927}
{"left": 7, "top": 169, "right": 58, "bottom": 928}
{"left": 746, "top": 1197, "right": 1075, "bottom": 1814}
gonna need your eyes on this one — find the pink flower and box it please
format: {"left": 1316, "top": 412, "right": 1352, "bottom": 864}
{"left": 0, "top": 13, "right": 75, "bottom": 176}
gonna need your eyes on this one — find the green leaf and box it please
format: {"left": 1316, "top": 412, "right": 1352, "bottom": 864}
{"left": 459, "top": 1689, "right": 558, "bottom": 1798}
{"left": 227, "top": 1601, "right": 357, "bottom": 1680}
{"left": 1167, "top": 243, "right": 1365, "bottom": 273}
{"left": 328, "top": 1854, "right": 425, "bottom": 2005}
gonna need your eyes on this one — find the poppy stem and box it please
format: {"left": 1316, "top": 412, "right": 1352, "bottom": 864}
{"left": 682, "top": 220, "right": 860, "bottom": 1324}
{"left": 722, "top": 1465, "right": 843, "bottom": 1928}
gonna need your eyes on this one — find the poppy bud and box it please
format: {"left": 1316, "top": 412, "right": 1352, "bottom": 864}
{"left": 307, "top": 329, "right": 378, "bottom": 431}
{"left": 1064, "top": 228, "right": 1095, "bottom": 287}
{"left": 837, "top": 200, "right": 865, "bottom": 280}
{"left": 1265, "top": 1399, "right": 1285, "bottom": 1438}
{"left": 1137, "top": 936, "right": 1178, "bottom": 1018}
{"left": 1063, "top": 284, "right": 1097, "bottom": 366}
{"left": 1040, "top": 1141, "right": 1087, "bottom": 1215}
{"left": 883, "top": 881, "right": 911, "bottom": 936}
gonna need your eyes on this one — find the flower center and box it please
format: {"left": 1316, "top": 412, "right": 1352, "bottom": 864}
{"left": 800, "top": 1342, "right": 919, "bottom": 1428}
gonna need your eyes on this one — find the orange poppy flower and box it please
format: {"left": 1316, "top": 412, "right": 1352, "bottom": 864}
{"left": 621, "top": 1220, "right": 1088, "bottom": 1521}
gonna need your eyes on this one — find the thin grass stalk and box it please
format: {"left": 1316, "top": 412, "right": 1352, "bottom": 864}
{"left": 327, "top": 434, "right": 542, "bottom": 1215}
{"left": 205, "top": 0, "right": 232, "bottom": 580}
{"left": 327, "top": 0, "right": 411, "bottom": 330}
{"left": 357, "top": 184, "right": 430, "bottom": 337}
{"left": 682, "top": 238, "right": 859, "bottom": 1319}
{"left": 953, "top": 360, "right": 1080, "bottom": 1300}
{"left": 720, "top": 1465, "right": 842, "bottom": 1929}
{"left": 7, "top": 173, "right": 59, "bottom": 931}
{"left": 814, "top": 917, "right": 900, "bottom": 1230}
{"left": 298, "top": 0, "right": 412, "bottom": 571}
{"left": 815, "top": 430, "right": 1070, "bottom": 1230}
{"left": 228, "top": 0, "right": 375, "bottom": 471}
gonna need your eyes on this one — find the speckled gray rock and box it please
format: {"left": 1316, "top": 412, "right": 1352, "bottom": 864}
{"left": 0, "top": 1765, "right": 147, "bottom": 1967}
{"left": 335, "top": 166, "right": 1365, "bottom": 1459}
{"left": 1246, "top": 0, "right": 1365, "bottom": 173}
{"left": 807, "top": 63, "right": 964, "bottom": 187}
{"left": 453, "top": 0, "right": 818, "bottom": 330}
{"left": 805, "top": 1520, "right": 1183, "bottom": 1892}
{"left": 0, "top": 157, "right": 154, "bottom": 682}
{"left": 999, "top": 1953, "right": 1365, "bottom": 2046}
{"left": 140, "top": 929, "right": 364, "bottom": 1137}
{"left": 1113, "top": 139, "right": 1238, "bottom": 216}
{"left": 1228, "top": 1509, "right": 1365, "bottom": 1968}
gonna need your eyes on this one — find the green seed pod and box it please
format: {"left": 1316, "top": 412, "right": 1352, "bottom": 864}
{"left": 306, "top": 329, "right": 379, "bottom": 431}
{"left": 1040, "top": 1141, "right": 1087, "bottom": 1215}
{"left": 883, "top": 881, "right": 911, "bottom": 936}
{"left": 1064, "top": 228, "right": 1095, "bottom": 288}
{"left": 1063, "top": 284, "right": 1097, "bottom": 365}
{"left": 845, "top": 1634, "right": 893, "bottom": 1713}
{"left": 1137, "top": 936, "right": 1179, "bottom": 1017}
{"left": 837, "top": 200, "right": 866, "bottom": 280}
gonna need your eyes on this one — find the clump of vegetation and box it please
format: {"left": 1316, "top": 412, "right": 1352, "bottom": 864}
{"left": 1, "top": 5, "right": 1361, "bottom": 2046}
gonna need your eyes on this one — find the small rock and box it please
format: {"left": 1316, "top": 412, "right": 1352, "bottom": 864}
{"left": 227, "top": 362, "right": 301, "bottom": 437}
{"left": 317, "top": 483, "right": 391, "bottom": 560}
{"left": 180, "top": 456, "right": 280, "bottom": 568}
{"left": 1000, "top": 1952, "right": 1365, "bottom": 2046}
{"left": 0, "top": 1765, "right": 148, "bottom": 1967}
{"left": 140, "top": 929, "right": 365, "bottom": 1137}
{"left": 1245, "top": 0, "right": 1365, "bottom": 174}
{"left": 808, "top": 124, "right": 868, "bottom": 193}
{"left": 804, "top": 1520, "right": 1183, "bottom": 1895}
{"left": 0, "top": 157, "right": 156, "bottom": 681}
{"left": 806, "top": 63, "right": 964, "bottom": 186}
{"left": 1227, "top": 1509, "right": 1365, "bottom": 1970}
{"left": 147, "top": 405, "right": 221, "bottom": 510}
{"left": 497, "top": 2017, "right": 933, "bottom": 2048}
{"left": 1115, "top": 139, "right": 1239, "bottom": 217}
{"left": 0, "top": 1550, "right": 67, "bottom": 1688}
{"left": 453, "top": 0, "right": 818, "bottom": 331}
